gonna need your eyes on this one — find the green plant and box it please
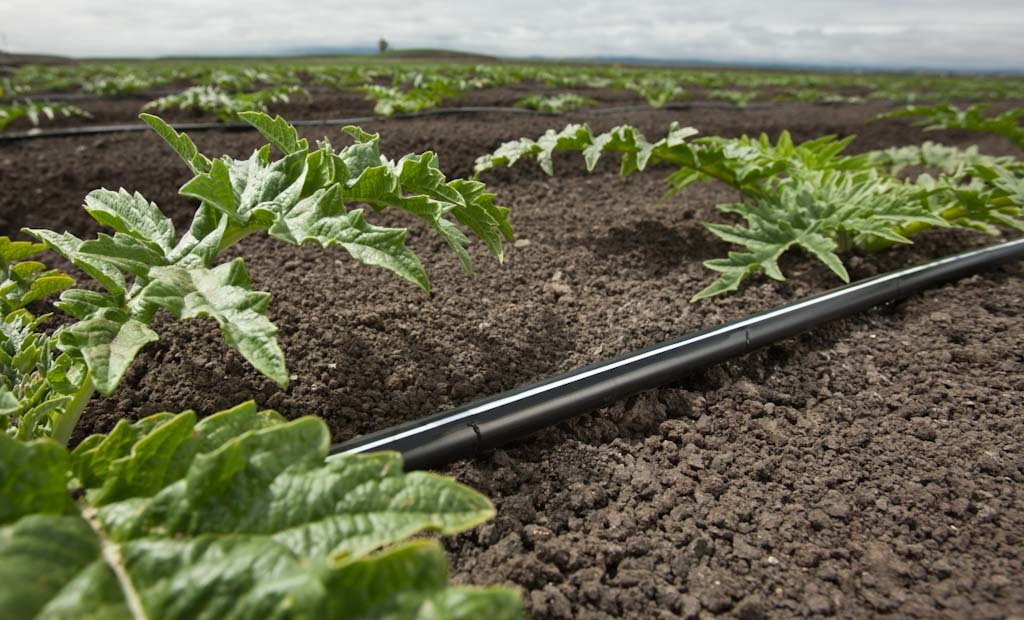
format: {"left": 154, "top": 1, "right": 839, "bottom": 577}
{"left": 779, "top": 89, "right": 864, "bottom": 104}
{"left": 142, "top": 86, "right": 309, "bottom": 122}
{"left": 82, "top": 74, "right": 155, "bottom": 95}
{"left": 474, "top": 123, "right": 1023, "bottom": 300}
{"left": 514, "top": 93, "right": 597, "bottom": 114}
{"left": 0, "top": 401, "right": 522, "bottom": 618}
{"left": 707, "top": 89, "right": 759, "bottom": 107}
{"left": 623, "top": 79, "right": 686, "bottom": 108}
{"left": 0, "top": 238, "right": 84, "bottom": 441}
{"left": 0, "top": 311, "right": 90, "bottom": 441}
{"left": 0, "top": 77, "right": 30, "bottom": 98}
{"left": 0, "top": 100, "right": 91, "bottom": 133}
{"left": 0, "top": 238, "right": 75, "bottom": 316}
{"left": 865, "top": 141, "right": 1022, "bottom": 176}
{"left": 21, "top": 112, "right": 511, "bottom": 442}
{"left": 358, "top": 79, "right": 463, "bottom": 116}
{"left": 875, "top": 104, "right": 1024, "bottom": 151}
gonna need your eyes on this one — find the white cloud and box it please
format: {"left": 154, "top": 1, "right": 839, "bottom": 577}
{"left": 1, "top": 0, "right": 1021, "bottom": 71}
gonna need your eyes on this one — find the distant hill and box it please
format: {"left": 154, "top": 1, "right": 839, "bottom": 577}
{"left": 0, "top": 52, "right": 76, "bottom": 67}
{"left": 274, "top": 46, "right": 497, "bottom": 63}
{"left": 381, "top": 49, "right": 498, "bottom": 62}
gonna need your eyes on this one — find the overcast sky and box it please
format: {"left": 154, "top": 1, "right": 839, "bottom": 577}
{"left": 3, "top": 0, "right": 1023, "bottom": 71}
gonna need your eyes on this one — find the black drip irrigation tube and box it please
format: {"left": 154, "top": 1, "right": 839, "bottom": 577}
{"left": 0, "top": 100, "right": 833, "bottom": 142}
{"left": 0, "top": 89, "right": 179, "bottom": 103}
{"left": 329, "top": 238, "right": 1024, "bottom": 471}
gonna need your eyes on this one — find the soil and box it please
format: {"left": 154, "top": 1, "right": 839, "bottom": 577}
{"left": 1, "top": 87, "right": 1023, "bottom": 618}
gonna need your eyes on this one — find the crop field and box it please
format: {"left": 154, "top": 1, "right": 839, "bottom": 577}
{"left": 2, "top": 57, "right": 1023, "bottom": 618}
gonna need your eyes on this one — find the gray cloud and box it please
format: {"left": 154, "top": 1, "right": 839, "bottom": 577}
{"left": 1, "top": 0, "right": 1021, "bottom": 71}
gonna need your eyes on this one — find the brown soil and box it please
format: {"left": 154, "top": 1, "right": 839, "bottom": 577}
{"left": 1, "top": 91, "right": 1022, "bottom": 618}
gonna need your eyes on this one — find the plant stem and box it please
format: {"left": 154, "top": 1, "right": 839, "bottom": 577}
{"left": 51, "top": 370, "right": 94, "bottom": 446}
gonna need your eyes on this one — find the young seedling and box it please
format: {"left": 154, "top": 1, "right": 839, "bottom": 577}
{"left": 875, "top": 103, "right": 1024, "bottom": 151}
{"left": 515, "top": 93, "right": 598, "bottom": 114}
{"left": 20, "top": 112, "right": 512, "bottom": 442}
{"left": 0, "top": 100, "right": 91, "bottom": 133}
{"left": 142, "top": 85, "right": 310, "bottom": 122}
{"left": 475, "top": 123, "right": 1024, "bottom": 299}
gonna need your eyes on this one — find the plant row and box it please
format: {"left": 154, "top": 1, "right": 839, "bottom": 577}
{"left": 2, "top": 102, "right": 1023, "bottom": 616}
{"left": 4, "top": 59, "right": 1024, "bottom": 129}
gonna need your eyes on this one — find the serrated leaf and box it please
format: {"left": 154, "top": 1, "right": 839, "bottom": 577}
{"left": 20, "top": 273, "right": 75, "bottom": 308}
{"left": 268, "top": 185, "right": 430, "bottom": 292}
{"left": 474, "top": 122, "right": 700, "bottom": 178}
{"left": 56, "top": 289, "right": 119, "bottom": 320}
{"left": 58, "top": 309, "right": 159, "bottom": 396}
{"left": 70, "top": 411, "right": 179, "bottom": 490}
{"left": 179, "top": 158, "right": 240, "bottom": 220}
{"left": 339, "top": 125, "right": 387, "bottom": 177}
{"left": 328, "top": 539, "right": 522, "bottom": 620}
{"left": 84, "top": 189, "right": 176, "bottom": 253}
{"left": 239, "top": 111, "right": 309, "bottom": 155}
{"left": 141, "top": 259, "right": 287, "bottom": 388}
{"left": 0, "top": 408, "right": 521, "bottom": 619}
{"left": 0, "top": 239, "right": 75, "bottom": 314}
{"left": 0, "top": 238, "right": 47, "bottom": 263}
{"left": 25, "top": 229, "right": 126, "bottom": 297}
{"left": 78, "top": 233, "right": 169, "bottom": 278}
{"left": 140, "top": 113, "right": 212, "bottom": 174}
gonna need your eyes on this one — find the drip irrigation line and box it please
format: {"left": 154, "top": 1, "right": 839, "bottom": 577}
{"left": 0, "top": 107, "right": 538, "bottom": 141}
{"left": 0, "top": 89, "right": 178, "bottom": 103}
{"left": 0, "top": 100, "right": 835, "bottom": 142}
{"left": 329, "top": 238, "right": 1024, "bottom": 471}
{"left": 0, "top": 86, "right": 349, "bottom": 104}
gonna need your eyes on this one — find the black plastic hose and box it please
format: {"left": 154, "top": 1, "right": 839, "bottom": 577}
{"left": 329, "top": 238, "right": 1024, "bottom": 470}
{"left": 0, "top": 100, "right": 801, "bottom": 141}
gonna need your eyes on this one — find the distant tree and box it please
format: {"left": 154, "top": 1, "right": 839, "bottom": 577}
{"left": 378, "top": 38, "right": 389, "bottom": 54}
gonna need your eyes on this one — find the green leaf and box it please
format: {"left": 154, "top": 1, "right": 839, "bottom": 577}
{"left": 182, "top": 150, "right": 308, "bottom": 227}
{"left": 474, "top": 122, "right": 700, "bottom": 178}
{"left": 56, "top": 290, "right": 120, "bottom": 320}
{"left": 0, "top": 311, "right": 85, "bottom": 442}
{"left": 327, "top": 539, "right": 522, "bottom": 620}
{"left": 25, "top": 229, "right": 126, "bottom": 297}
{"left": 339, "top": 125, "right": 386, "bottom": 177}
{"left": 0, "top": 238, "right": 75, "bottom": 314}
{"left": 0, "top": 434, "right": 71, "bottom": 523}
{"left": 58, "top": 309, "right": 159, "bottom": 396}
{"left": 0, "top": 408, "right": 521, "bottom": 619}
{"left": 0, "top": 238, "right": 47, "bottom": 263}
{"left": 84, "top": 412, "right": 200, "bottom": 505}
{"left": 70, "top": 411, "right": 179, "bottom": 490}
{"left": 179, "top": 158, "right": 240, "bottom": 220}
{"left": 239, "top": 111, "right": 309, "bottom": 155}
{"left": 168, "top": 204, "right": 230, "bottom": 267}
{"left": 84, "top": 189, "right": 177, "bottom": 254}
{"left": 0, "top": 515, "right": 101, "bottom": 615}
{"left": 269, "top": 185, "right": 430, "bottom": 292}
{"left": 78, "top": 233, "right": 169, "bottom": 278}
{"left": 141, "top": 259, "right": 287, "bottom": 388}
{"left": 14, "top": 114, "right": 512, "bottom": 430}
{"left": 140, "top": 113, "right": 212, "bottom": 174}
{"left": 19, "top": 272, "right": 75, "bottom": 308}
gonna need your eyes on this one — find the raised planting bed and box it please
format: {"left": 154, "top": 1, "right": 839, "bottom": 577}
{"left": 1, "top": 97, "right": 1022, "bottom": 617}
